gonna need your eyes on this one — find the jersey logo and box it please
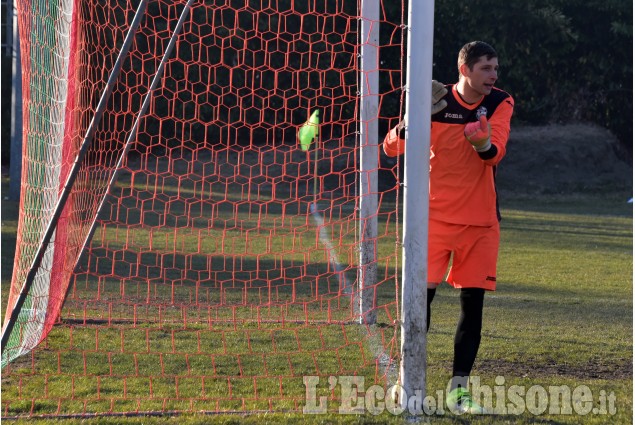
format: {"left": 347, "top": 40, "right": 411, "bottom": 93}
{"left": 444, "top": 112, "right": 463, "bottom": 119}
{"left": 476, "top": 106, "right": 488, "bottom": 119}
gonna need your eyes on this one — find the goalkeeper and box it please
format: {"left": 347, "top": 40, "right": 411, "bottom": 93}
{"left": 383, "top": 41, "right": 514, "bottom": 414}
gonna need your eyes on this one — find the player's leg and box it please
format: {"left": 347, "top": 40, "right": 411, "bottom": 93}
{"left": 445, "top": 222, "right": 500, "bottom": 413}
{"left": 446, "top": 288, "right": 487, "bottom": 414}
{"left": 427, "top": 284, "right": 437, "bottom": 331}
{"left": 451, "top": 287, "right": 485, "bottom": 385}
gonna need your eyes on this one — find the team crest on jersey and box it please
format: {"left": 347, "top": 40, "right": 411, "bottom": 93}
{"left": 476, "top": 106, "right": 488, "bottom": 119}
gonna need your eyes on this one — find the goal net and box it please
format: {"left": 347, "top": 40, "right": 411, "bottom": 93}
{"left": 2, "top": 0, "right": 407, "bottom": 417}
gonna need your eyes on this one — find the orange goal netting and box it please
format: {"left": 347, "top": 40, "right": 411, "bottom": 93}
{"left": 2, "top": 0, "right": 406, "bottom": 417}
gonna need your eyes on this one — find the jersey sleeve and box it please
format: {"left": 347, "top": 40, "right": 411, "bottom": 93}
{"left": 478, "top": 96, "right": 514, "bottom": 165}
{"left": 382, "top": 125, "right": 405, "bottom": 157}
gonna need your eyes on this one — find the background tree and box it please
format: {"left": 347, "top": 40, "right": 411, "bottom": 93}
{"left": 2, "top": 0, "right": 632, "bottom": 165}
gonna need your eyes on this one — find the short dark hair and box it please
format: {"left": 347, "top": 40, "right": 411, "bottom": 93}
{"left": 457, "top": 41, "right": 497, "bottom": 72}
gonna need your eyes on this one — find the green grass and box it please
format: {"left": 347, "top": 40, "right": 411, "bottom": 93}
{"left": 1, "top": 172, "right": 632, "bottom": 424}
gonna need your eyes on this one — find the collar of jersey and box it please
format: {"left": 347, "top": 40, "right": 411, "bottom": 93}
{"left": 452, "top": 84, "right": 484, "bottom": 109}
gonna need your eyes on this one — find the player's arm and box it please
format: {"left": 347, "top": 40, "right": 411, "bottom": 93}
{"left": 383, "top": 81, "right": 448, "bottom": 157}
{"left": 382, "top": 119, "right": 406, "bottom": 157}
{"left": 464, "top": 96, "right": 514, "bottom": 165}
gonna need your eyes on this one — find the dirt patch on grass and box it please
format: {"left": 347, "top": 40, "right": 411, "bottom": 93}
{"left": 448, "top": 358, "right": 633, "bottom": 381}
{"left": 497, "top": 123, "right": 632, "bottom": 196}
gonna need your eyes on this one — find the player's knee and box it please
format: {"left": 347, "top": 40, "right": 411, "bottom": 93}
{"left": 460, "top": 287, "right": 484, "bottom": 301}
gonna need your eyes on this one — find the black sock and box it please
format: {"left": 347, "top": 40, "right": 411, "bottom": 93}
{"left": 427, "top": 287, "right": 436, "bottom": 331}
{"left": 452, "top": 288, "right": 485, "bottom": 380}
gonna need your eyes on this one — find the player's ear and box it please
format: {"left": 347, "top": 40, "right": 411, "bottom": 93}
{"left": 459, "top": 63, "right": 470, "bottom": 78}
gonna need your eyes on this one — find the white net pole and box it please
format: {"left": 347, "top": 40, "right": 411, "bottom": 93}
{"left": 399, "top": 0, "right": 434, "bottom": 409}
{"left": 358, "top": 0, "right": 379, "bottom": 324}
{"left": 9, "top": 0, "right": 22, "bottom": 201}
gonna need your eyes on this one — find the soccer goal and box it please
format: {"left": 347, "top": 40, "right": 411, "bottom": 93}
{"left": 2, "top": 0, "right": 432, "bottom": 418}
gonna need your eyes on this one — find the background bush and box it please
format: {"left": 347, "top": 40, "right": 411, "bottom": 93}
{"left": 1, "top": 0, "right": 631, "bottom": 164}
{"left": 432, "top": 0, "right": 632, "bottom": 160}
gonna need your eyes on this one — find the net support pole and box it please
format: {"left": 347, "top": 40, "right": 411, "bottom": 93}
{"left": 399, "top": 0, "right": 434, "bottom": 409}
{"left": 0, "top": 0, "right": 149, "bottom": 354}
{"left": 9, "top": 0, "right": 22, "bottom": 201}
{"left": 357, "top": 0, "right": 379, "bottom": 325}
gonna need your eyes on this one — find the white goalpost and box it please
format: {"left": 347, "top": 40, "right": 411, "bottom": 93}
{"left": 397, "top": 0, "right": 435, "bottom": 408}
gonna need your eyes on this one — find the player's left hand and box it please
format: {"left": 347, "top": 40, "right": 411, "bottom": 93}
{"left": 464, "top": 115, "right": 491, "bottom": 152}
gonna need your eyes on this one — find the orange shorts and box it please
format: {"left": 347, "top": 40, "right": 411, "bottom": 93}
{"left": 428, "top": 218, "right": 500, "bottom": 291}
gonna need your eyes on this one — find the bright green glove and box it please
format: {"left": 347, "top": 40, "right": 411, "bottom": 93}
{"left": 298, "top": 110, "right": 320, "bottom": 151}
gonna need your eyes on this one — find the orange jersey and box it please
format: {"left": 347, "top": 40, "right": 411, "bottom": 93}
{"left": 384, "top": 84, "right": 514, "bottom": 226}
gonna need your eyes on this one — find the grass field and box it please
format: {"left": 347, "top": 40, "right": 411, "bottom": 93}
{"left": 1, "top": 172, "right": 632, "bottom": 424}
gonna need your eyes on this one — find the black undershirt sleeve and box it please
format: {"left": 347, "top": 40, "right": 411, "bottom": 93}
{"left": 477, "top": 143, "right": 498, "bottom": 160}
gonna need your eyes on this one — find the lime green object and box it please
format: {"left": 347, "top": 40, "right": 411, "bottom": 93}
{"left": 446, "top": 387, "right": 489, "bottom": 414}
{"left": 298, "top": 110, "right": 320, "bottom": 151}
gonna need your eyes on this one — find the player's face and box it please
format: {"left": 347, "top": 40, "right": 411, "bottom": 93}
{"left": 463, "top": 55, "right": 499, "bottom": 97}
